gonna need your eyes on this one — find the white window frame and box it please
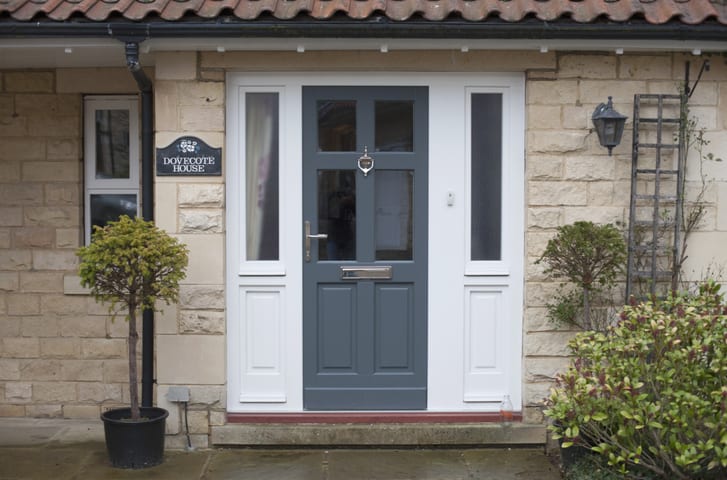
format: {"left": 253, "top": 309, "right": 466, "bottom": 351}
{"left": 230, "top": 86, "right": 287, "bottom": 276}
{"left": 83, "top": 95, "right": 140, "bottom": 244}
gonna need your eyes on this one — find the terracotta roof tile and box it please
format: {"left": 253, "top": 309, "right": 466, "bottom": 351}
{"left": 2, "top": 0, "right": 727, "bottom": 25}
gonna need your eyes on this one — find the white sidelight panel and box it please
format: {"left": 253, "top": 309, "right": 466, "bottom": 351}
{"left": 463, "top": 286, "right": 510, "bottom": 402}
{"left": 239, "top": 286, "right": 287, "bottom": 402}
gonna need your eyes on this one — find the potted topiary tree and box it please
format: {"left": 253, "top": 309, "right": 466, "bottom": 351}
{"left": 77, "top": 215, "right": 188, "bottom": 469}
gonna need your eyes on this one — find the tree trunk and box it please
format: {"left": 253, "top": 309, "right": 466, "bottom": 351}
{"left": 128, "top": 305, "right": 140, "bottom": 420}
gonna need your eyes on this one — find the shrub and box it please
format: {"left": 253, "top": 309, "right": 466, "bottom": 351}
{"left": 546, "top": 281, "right": 727, "bottom": 479}
{"left": 537, "top": 221, "right": 627, "bottom": 331}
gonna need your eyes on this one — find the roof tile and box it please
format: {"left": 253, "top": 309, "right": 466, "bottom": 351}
{"left": 1, "top": 0, "right": 726, "bottom": 25}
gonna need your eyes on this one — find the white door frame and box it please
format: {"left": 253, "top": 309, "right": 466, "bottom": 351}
{"left": 225, "top": 72, "right": 524, "bottom": 412}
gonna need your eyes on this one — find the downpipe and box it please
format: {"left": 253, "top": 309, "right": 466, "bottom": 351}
{"left": 124, "top": 41, "right": 155, "bottom": 409}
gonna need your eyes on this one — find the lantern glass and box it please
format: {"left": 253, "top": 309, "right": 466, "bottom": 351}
{"left": 592, "top": 96, "right": 627, "bottom": 155}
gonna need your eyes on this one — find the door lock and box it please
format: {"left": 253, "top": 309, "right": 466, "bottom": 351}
{"left": 305, "top": 220, "right": 328, "bottom": 262}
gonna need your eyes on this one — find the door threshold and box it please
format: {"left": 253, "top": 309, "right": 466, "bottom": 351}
{"left": 226, "top": 412, "right": 522, "bottom": 424}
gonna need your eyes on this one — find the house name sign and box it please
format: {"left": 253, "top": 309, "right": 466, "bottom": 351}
{"left": 156, "top": 136, "right": 221, "bottom": 176}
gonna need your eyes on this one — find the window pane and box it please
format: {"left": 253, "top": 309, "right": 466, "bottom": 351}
{"left": 90, "top": 194, "right": 137, "bottom": 232}
{"left": 318, "top": 100, "right": 356, "bottom": 152}
{"left": 318, "top": 170, "right": 356, "bottom": 261}
{"left": 245, "top": 92, "right": 280, "bottom": 261}
{"left": 375, "top": 101, "right": 413, "bottom": 152}
{"left": 376, "top": 170, "right": 413, "bottom": 260}
{"left": 95, "top": 110, "right": 130, "bottom": 179}
{"left": 471, "top": 93, "right": 502, "bottom": 261}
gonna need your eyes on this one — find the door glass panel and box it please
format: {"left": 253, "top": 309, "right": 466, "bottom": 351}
{"left": 245, "top": 92, "right": 280, "bottom": 261}
{"left": 318, "top": 101, "right": 356, "bottom": 152}
{"left": 375, "top": 101, "right": 413, "bottom": 152}
{"left": 95, "top": 109, "right": 130, "bottom": 179}
{"left": 471, "top": 93, "right": 502, "bottom": 261}
{"left": 318, "top": 170, "right": 356, "bottom": 261}
{"left": 376, "top": 170, "right": 413, "bottom": 260}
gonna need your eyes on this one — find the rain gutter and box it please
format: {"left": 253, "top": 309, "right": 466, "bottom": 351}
{"left": 1, "top": 18, "right": 727, "bottom": 42}
{"left": 123, "top": 40, "right": 155, "bottom": 409}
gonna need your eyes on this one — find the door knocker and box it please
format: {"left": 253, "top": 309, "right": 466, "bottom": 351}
{"left": 357, "top": 147, "right": 374, "bottom": 176}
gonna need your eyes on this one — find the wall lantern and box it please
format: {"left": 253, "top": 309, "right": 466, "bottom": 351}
{"left": 592, "top": 96, "right": 628, "bottom": 156}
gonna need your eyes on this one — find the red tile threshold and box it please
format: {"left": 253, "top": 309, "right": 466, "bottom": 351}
{"left": 226, "top": 412, "right": 522, "bottom": 424}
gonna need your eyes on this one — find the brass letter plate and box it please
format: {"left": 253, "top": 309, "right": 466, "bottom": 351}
{"left": 340, "top": 266, "right": 392, "bottom": 280}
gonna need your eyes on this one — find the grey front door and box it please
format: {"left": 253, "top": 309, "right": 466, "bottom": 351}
{"left": 302, "top": 86, "right": 428, "bottom": 410}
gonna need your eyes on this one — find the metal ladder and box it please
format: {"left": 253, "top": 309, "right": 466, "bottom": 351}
{"left": 625, "top": 93, "right": 687, "bottom": 299}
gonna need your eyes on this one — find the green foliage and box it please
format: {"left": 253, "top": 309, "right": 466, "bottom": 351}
{"left": 537, "top": 221, "right": 627, "bottom": 330}
{"left": 77, "top": 216, "right": 188, "bottom": 419}
{"left": 78, "top": 216, "right": 188, "bottom": 318}
{"left": 546, "top": 281, "right": 727, "bottom": 479}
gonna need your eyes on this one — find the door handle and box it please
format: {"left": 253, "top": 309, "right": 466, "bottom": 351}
{"left": 305, "top": 221, "right": 328, "bottom": 262}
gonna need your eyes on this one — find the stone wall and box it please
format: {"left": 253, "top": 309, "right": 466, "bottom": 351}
{"left": 522, "top": 52, "right": 727, "bottom": 423}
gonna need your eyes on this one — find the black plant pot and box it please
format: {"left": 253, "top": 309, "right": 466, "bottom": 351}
{"left": 101, "top": 407, "right": 168, "bottom": 469}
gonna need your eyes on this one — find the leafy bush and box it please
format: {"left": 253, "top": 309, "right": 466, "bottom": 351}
{"left": 537, "top": 221, "right": 627, "bottom": 330}
{"left": 546, "top": 281, "right": 727, "bottom": 479}
{"left": 77, "top": 216, "right": 188, "bottom": 420}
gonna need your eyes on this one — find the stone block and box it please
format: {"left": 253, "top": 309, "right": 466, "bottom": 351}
{"left": 0, "top": 272, "right": 19, "bottom": 292}
{"left": 563, "top": 206, "right": 626, "bottom": 225}
{"left": 106, "top": 316, "right": 130, "bottom": 338}
{"left": 523, "top": 381, "right": 553, "bottom": 408}
{"left": 559, "top": 54, "right": 617, "bottom": 79}
{"left": 179, "top": 285, "right": 225, "bottom": 310}
{"left": 40, "top": 294, "right": 87, "bottom": 315}
{"left": 561, "top": 105, "right": 590, "bottom": 130}
{"left": 200, "top": 69, "right": 225, "bottom": 82}
{"left": 102, "top": 360, "right": 128, "bottom": 383}
{"left": 619, "top": 55, "right": 672, "bottom": 80}
{"left": 178, "top": 184, "right": 224, "bottom": 207}
{"left": 180, "top": 106, "right": 224, "bottom": 132}
{"left": 14, "top": 93, "right": 79, "bottom": 116}
{"left": 524, "top": 282, "right": 560, "bottom": 309}
{"left": 179, "top": 82, "right": 225, "bottom": 106}
{"left": 19, "top": 272, "right": 63, "bottom": 292}
{"left": 40, "top": 338, "right": 80, "bottom": 358}
{"left": 527, "top": 130, "right": 586, "bottom": 154}
{"left": 60, "top": 359, "right": 103, "bottom": 381}
{"left": 179, "top": 210, "right": 224, "bottom": 233}
{"left": 59, "top": 315, "right": 107, "bottom": 338}
{"left": 4, "top": 72, "right": 54, "bottom": 93}
{"left": 46, "top": 138, "right": 80, "bottom": 161}
{"left": 45, "top": 183, "right": 80, "bottom": 205}
{"left": 526, "top": 231, "right": 554, "bottom": 258}
{"left": 179, "top": 310, "right": 225, "bottom": 334}
{"left": 524, "top": 356, "right": 570, "bottom": 383}
{"left": 33, "top": 382, "right": 77, "bottom": 402}
{"left": 81, "top": 339, "right": 126, "bottom": 359}
{"left": 579, "top": 80, "right": 647, "bottom": 107}
{"left": 564, "top": 156, "right": 615, "bottom": 181}
{"left": 7, "top": 294, "right": 40, "bottom": 316}
{"left": 23, "top": 161, "right": 80, "bottom": 183}
{"left": 20, "top": 359, "right": 61, "bottom": 380}
{"left": 0, "top": 359, "right": 20, "bottom": 380}
{"left": 56, "top": 229, "right": 81, "bottom": 249}
{"left": 586, "top": 181, "right": 615, "bottom": 206}
{"left": 24, "top": 206, "right": 80, "bottom": 227}
{"left": 78, "top": 382, "right": 122, "bottom": 403}
{"left": 524, "top": 331, "right": 576, "bottom": 357}
{"left": 527, "top": 208, "right": 562, "bottom": 230}
{"left": 0, "top": 229, "right": 10, "bottom": 248}
{"left": 528, "top": 181, "right": 587, "bottom": 206}
{"left": 25, "top": 404, "right": 63, "bottom": 418}
{"left": 527, "top": 80, "right": 578, "bottom": 105}
{"left": 5, "top": 382, "right": 32, "bottom": 402}
{"left": 189, "top": 385, "right": 225, "bottom": 406}
{"left": 0, "top": 405, "right": 25, "bottom": 417}
{"left": 13, "top": 228, "right": 55, "bottom": 248}
{"left": 62, "top": 275, "right": 88, "bottom": 295}
{"left": 0, "top": 317, "right": 20, "bottom": 337}
{"left": 21, "top": 316, "right": 59, "bottom": 337}
{"left": 56, "top": 68, "right": 140, "bottom": 94}
{"left": 157, "top": 334, "right": 225, "bottom": 384}
{"left": 209, "top": 410, "right": 226, "bottom": 426}
{"left": 154, "top": 182, "right": 178, "bottom": 232}
{"left": 32, "top": 250, "right": 78, "bottom": 271}
{"left": 187, "top": 409, "right": 210, "bottom": 434}
{"left": 0, "top": 183, "right": 43, "bottom": 206}
{"left": 527, "top": 105, "right": 561, "bottom": 130}
{"left": 155, "top": 52, "right": 198, "bottom": 80}
{"left": 526, "top": 155, "right": 563, "bottom": 180}
{"left": 179, "top": 234, "right": 224, "bottom": 285}
{"left": 0, "top": 207, "right": 23, "bottom": 227}
{"left": 63, "top": 404, "right": 101, "bottom": 419}
{"left": 155, "top": 303, "right": 178, "bottom": 335}
{"left": 0, "top": 138, "right": 44, "bottom": 162}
